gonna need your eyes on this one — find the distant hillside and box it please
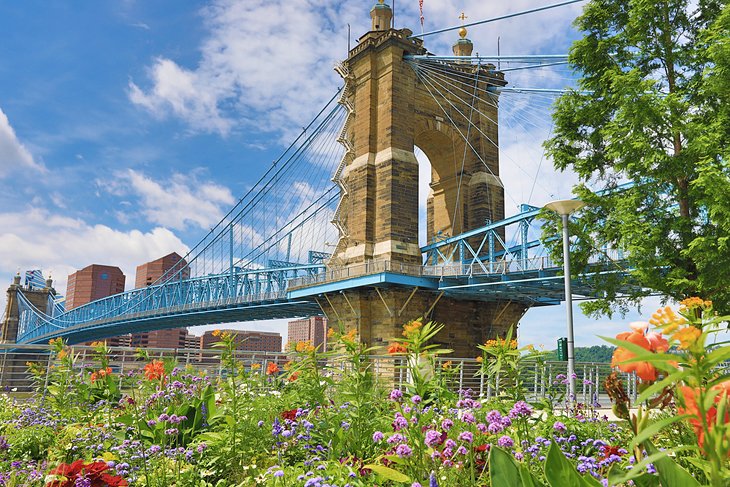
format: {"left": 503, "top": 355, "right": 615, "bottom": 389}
{"left": 543, "top": 345, "right": 615, "bottom": 363}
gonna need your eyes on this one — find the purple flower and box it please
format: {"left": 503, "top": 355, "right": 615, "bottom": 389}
{"left": 395, "top": 444, "right": 413, "bottom": 457}
{"left": 387, "top": 433, "right": 406, "bottom": 444}
{"left": 444, "top": 439, "right": 457, "bottom": 449}
{"left": 462, "top": 412, "right": 476, "bottom": 424}
{"left": 274, "top": 470, "right": 284, "bottom": 478}
{"left": 456, "top": 446, "right": 468, "bottom": 455}
{"left": 429, "top": 472, "right": 439, "bottom": 487}
{"left": 424, "top": 430, "right": 442, "bottom": 447}
{"left": 458, "top": 431, "right": 473, "bottom": 443}
{"left": 509, "top": 401, "right": 533, "bottom": 418}
{"left": 441, "top": 418, "right": 453, "bottom": 430}
{"left": 147, "top": 420, "right": 157, "bottom": 427}
{"left": 196, "top": 443, "right": 207, "bottom": 453}
{"left": 392, "top": 413, "right": 409, "bottom": 431}
{"left": 553, "top": 421, "right": 566, "bottom": 432}
{"left": 389, "top": 389, "right": 403, "bottom": 401}
{"left": 412, "top": 483, "right": 422, "bottom": 487}
{"left": 373, "top": 431, "right": 384, "bottom": 442}
{"left": 497, "top": 435, "right": 514, "bottom": 448}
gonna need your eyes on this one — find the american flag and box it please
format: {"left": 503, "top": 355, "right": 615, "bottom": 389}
{"left": 419, "top": 0, "right": 424, "bottom": 28}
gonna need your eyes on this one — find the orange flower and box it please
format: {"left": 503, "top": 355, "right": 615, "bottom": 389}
{"left": 387, "top": 343, "right": 407, "bottom": 354}
{"left": 611, "top": 331, "right": 657, "bottom": 382}
{"left": 144, "top": 360, "right": 165, "bottom": 381}
{"left": 343, "top": 329, "right": 357, "bottom": 342}
{"left": 295, "top": 341, "right": 315, "bottom": 353}
{"left": 90, "top": 372, "right": 99, "bottom": 383}
{"left": 645, "top": 332, "right": 669, "bottom": 353}
{"left": 288, "top": 372, "right": 299, "bottom": 382}
{"left": 266, "top": 362, "right": 280, "bottom": 375}
{"left": 678, "top": 382, "right": 730, "bottom": 453}
{"left": 476, "top": 356, "right": 483, "bottom": 363}
{"left": 402, "top": 321, "right": 423, "bottom": 337}
{"left": 251, "top": 363, "right": 261, "bottom": 370}
{"left": 327, "top": 327, "right": 335, "bottom": 338}
{"left": 211, "top": 329, "right": 221, "bottom": 337}
{"left": 673, "top": 326, "right": 702, "bottom": 350}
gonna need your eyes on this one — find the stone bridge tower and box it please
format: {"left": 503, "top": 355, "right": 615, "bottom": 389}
{"left": 321, "top": 1, "right": 527, "bottom": 356}
{"left": 1, "top": 274, "right": 56, "bottom": 343}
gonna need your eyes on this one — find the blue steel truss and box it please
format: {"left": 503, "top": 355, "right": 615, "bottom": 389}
{"left": 17, "top": 265, "right": 324, "bottom": 344}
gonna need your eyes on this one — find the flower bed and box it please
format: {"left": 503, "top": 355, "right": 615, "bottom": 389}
{"left": 0, "top": 299, "right": 727, "bottom": 486}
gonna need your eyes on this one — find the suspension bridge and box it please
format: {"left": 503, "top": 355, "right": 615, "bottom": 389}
{"left": 3, "top": 0, "right": 633, "bottom": 355}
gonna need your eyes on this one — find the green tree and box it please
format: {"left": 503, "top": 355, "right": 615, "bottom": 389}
{"left": 544, "top": 0, "right": 730, "bottom": 316}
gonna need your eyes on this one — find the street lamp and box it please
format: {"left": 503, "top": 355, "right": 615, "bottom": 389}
{"left": 543, "top": 199, "right": 585, "bottom": 401}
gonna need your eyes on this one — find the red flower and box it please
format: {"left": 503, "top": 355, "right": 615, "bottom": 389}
{"left": 387, "top": 343, "right": 407, "bottom": 354}
{"left": 600, "top": 444, "right": 624, "bottom": 461}
{"left": 46, "top": 460, "right": 128, "bottom": 487}
{"left": 144, "top": 360, "right": 165, "bottom": 381}
{"left": 266, "top": 362, "right": 280, "bottom": 375}
{"left": 281, "top": 409, "right": 298, "bottom": 421}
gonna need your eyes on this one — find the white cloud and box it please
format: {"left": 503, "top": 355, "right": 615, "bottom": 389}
{"left": 128, "top": 0, "right": 360, "bottom": 137}
{"left": 0, "top": 107, "right": 46, "bottom": 177}
{"left": 0, "top": 207, "right": 189, "bottom": 304}
{"left": 129, "top": 58, "right": 234, "bottom": 135}
{"left": 113, "top": 169, "right": 236, "bottom": 230}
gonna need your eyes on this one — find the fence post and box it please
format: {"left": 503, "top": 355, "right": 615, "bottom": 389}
{"left": 459, "top": 361, "right": 464, "bottom": 391}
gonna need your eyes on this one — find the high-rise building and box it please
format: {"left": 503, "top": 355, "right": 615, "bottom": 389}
{"left": 130, "top": 253, "right": 190, "bottom": 349}
{"left": 200, "top": 330, "right": 282, "bottom": 353}
{"left": 134, "top": 252, "right": 189, "bottom": 288}
{"left": 130, "top": 328, "right": 191, "bottom": 349}
{"left": 66, "top": 264, "right": 128, "bottom": 347}
{"left": 66, "top": 265, "right": 125, "bottom": 310}
{"left": 287, "top": 316, "right": 327, "bottom": 350}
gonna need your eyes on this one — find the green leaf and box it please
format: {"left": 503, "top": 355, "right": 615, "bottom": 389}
{"left": 636, "top": 369, "right": 689, "bottom": 404}
{"left": 363, "top": 464, "right": 410, "bottom": 483}
{"left": 644, "top": 440, "right": 702, "bottom": 486}
{"left": 545, "top": 442, "right": 601, "bottom": 487}
{"left": 489, "top": 446, "right": 522, "bottom": 486}
{"left": 629, "top": 414, "right": 690, "bottom": 450}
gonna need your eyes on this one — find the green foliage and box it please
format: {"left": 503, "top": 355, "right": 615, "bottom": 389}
{"left": 544, "top": 0, "right": 730, "bottom": 315}
{"left": 543, "top": 345, "right": 615, "bottom": 363}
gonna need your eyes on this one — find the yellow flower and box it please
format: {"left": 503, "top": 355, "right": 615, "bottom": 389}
{"left": 649, "top": 305, "right": 687, "bottom": 330}
{"left": 250, "top": 363, "right": 261, "bottom": 370}
{"left": 476, "top": 356, "right": 483, "bottom": 363}
{"left": 327, "top": 327, "right": 335, "bottom": 338}
{"left": 57, "top": 349, "right": 68, "bottom": 360}
{"left": 211, "top": 329, "right": 221, "bottom": 337}
{"left": 673, "top": 326, "right": 702, "bottom": 350}
{"left": 442, "top": 360, "right": 452, "bottom": 370}
{"left": 343, "top": 329, "right": 357, "bottom": 342}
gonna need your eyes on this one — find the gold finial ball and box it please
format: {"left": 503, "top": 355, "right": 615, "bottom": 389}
{"left": 459, "top": 27, "right": 468, "bottom": 38}
{"left": 378, "top": 0, "right": 385, "bottom": 3}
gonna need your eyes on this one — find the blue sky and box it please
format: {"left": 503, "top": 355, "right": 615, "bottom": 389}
{"left": 0, "top": 0, "right": 666, "bottom": 349}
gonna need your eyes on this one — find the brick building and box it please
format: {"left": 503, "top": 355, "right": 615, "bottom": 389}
{"left": 66, "top": 264, "right": 128, "bottom": 347}
{"left": 134, "top": 252, "right": 189, "bottom": 288}
{"left": 131, "top": 252, "right": 191, "bottom": 349}
{"left": 287, "top": 316, "right": 327, "bottom": 350}
{"left": 66, "top": 265, "right": 125, "bottom": 310}
{"left": 200, "top": 329, "right": 282, "bottom": 352}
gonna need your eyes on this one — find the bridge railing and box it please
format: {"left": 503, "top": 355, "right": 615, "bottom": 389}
{"left": 0, "top": 344, "right": 636, "bottom": 406}
{"left": 288, "top": 250, "right": 626, "bottom": 289}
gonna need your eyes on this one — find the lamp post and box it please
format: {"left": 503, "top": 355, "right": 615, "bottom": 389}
{"left": 543, "top": 199, "right": 585, "bottom": 401}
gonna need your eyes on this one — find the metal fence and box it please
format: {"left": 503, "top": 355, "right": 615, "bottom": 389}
{"left": 0, "top": 344, "right": 636, "bottom": 406}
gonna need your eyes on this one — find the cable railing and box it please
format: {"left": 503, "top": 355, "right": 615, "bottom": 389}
{"left": 288, "top": 250, "right": 627, "bottom": 290}
{"left": 0, "top": 344, "right": 636, "bottom": 407}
